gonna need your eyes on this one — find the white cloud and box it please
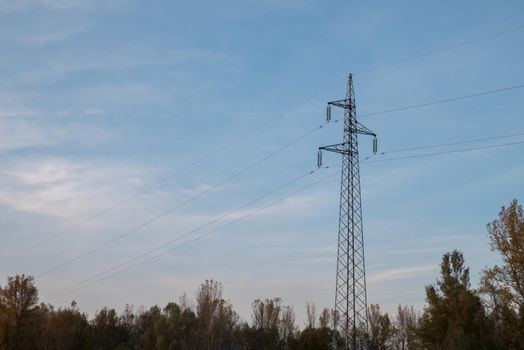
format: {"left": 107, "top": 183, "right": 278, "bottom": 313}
{"left": 367, "top": 264, "right": 436, "bottom": 284}
{"left": 0, "top": 109, "right": 35, "bottom": 118}
{"left": 0, "top": 117, "right": 117, "bottom": 153}
{"left": 0, "top": 0, "right": 125, "bottom": 13}
{"left": 0, "top": 90, "right": 37, "bottom": 118}
{"left": 15, "top": 48, "right": 229, "bottom": 85}
{"left": 220, "top": 190, "right": 329, "bottom": 223}
{"left": 16, "top": 22, "right": 92, "bottom": 47}
{"left": 0, "top": 158, "right": 146, "bottom": 219}
{"left": 84, "top": 108, "right": 105, "bottom": 116}
{"left": 0, "top": 118, "right": 59, "bottom": 152}
{"left": 361, "top": 163, "right": 426, "bottom": 199}
{"left": 0, "top": 89, "right": 117, "bottom": 152}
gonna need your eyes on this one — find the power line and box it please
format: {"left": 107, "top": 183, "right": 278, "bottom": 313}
{"left": 355, "top": 23, "right": 524, "bottom": 75}
{"left": 363, "top": 140, "right": 524, "bottom": 164}
{"left": 0, "top": 81, "right": 344, "bottom": 263}
{"left": 4, "top": 23, "right": 521, "bottom": 262}
{"left": 28, "top": 22, "right": 524, "bottom": 298}
{"left": 33, "top": 124, "right": 524, "bottom": 279}
{"left": 359, "top": 131, "right": 524, "bottom": 161}
{"left": 35, "top": 122, "right": 329, "bottom": 279}
{"left": 45, "top": 168, "right": 335, "bottom": 299}
{"left": 382, "top": 132, "right": 524, "bottom": 154}
{"left": 360, "top": 84, "right": 524, "bottom": 118}
{"left": 19, "top": 83, "right": 524, "bottom": 278}
{"left": 44, "top": 139, "right": 524, "bottom": 299}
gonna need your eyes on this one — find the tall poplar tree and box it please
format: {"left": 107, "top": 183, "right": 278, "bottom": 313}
{"left": 480, "top": 199, "right": 524, "bottom": 348}
{"left": 418, "top": 250, "right": 493, "bottom": 349}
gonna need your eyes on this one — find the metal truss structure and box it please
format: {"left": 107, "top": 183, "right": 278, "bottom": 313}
{"left": 318, "top": 74, "right": 377, "bottom": 350}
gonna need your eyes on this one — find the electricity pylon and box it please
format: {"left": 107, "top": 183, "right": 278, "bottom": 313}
{"left": 318, "top": 74, "right": 377, "bottom": 350}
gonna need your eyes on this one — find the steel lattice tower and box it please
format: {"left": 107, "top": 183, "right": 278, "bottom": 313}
{"left": 318, "top": 74, "right": 377, "bottom": 350}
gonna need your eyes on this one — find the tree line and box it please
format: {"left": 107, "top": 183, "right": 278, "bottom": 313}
{"left": 0, "top": 199, "right": 522, "bottom": 349}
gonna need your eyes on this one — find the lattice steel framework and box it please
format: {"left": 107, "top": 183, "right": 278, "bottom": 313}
{"left": 318, "top": 74, "right": 376, "bottom": 350}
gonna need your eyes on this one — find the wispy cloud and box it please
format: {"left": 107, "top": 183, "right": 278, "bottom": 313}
{"left": 0, "top": 90, "right": 37, "bottom": 118}
{"left": 15, "top": 22, "right": 92, "bottom": 47}
{"left": 0, "top": 158, "right": 146, "bottom": 219}
{"left": 0, "top": 89, "right": 118, "bottom": 152}
{"left": 0, "top": 109, "right": 35, "bottom": 118}
{"left": 367, "top": 264, "right": 436, "bottom": 284}
{"left": 362, "top": 163, "right": 427, "bottom": 199}
{"left": 0, "top": 118, "right": 56, "bottom": 152}
{"left": 0, "top": 117, "right": 117, "bottom": 153}
{"left": 215, "top": 0, "right": 315, "bottom": 17}
{"left": 13, "top": 48, "right": 229, "bottom": 85}
{"left": 83, "top": 108, "right": 105, "bottom": 116}
{"left": 0, "top": 0, "right": 126, "bottom": 13}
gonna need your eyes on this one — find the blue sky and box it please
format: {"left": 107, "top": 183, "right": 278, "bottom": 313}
{"left": 0, "top": 0, "right": 523, "bottom": 323}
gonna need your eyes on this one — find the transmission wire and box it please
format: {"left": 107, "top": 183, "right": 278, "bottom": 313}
{"left": 4, "top": 22, "right": 522, "bottom": 262}
{"left": 45, "top": 167, "right": 333, "bottom": 299}
{"left": 35, "top": 122, "right": 329, "bottom": 279}
{"left": 360, "top": 84, "right": 524, "bottom": 118}
{"left": 45, "top": 139, "right": 524, "bottom": 298}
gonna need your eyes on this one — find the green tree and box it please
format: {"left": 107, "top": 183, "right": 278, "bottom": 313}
{"left": 318, "top": 308, "right": 331, "bottom": 329}
{"left": 392, "top": 305, "right": 420, "bottom": 350}
{"left": 133, "top": 305, "right": 166, "bottom": 349}
{"left": 249, "top": 298, "right": 282, "bottom": 349}
{"left": 418, "top": 250, "right": 493, "bottom": 349}
{"left": 480, "top": 199, "right": 524, "bottom": 348}
{"left": 293, "top": 327, "right": 331, "bottom": 350}
{"left": 195, "top": 279, "right": 238, "bottom": 350}
{"left": 0, "top": 274, "right": 40, "bottom": 350}
{"left": 289, "top": 302, "right": 327, "bottom": 350}
{"left": 249, "top": 297, "right": 298, "bottom": 349}
{"left": 37, "top": 301, "right": 90, "bottom": 350}
{"left": 90, "top": 307, "right": 131, "bottom": 349}
{"left": 132, "top": 302, "right": 197, "bottom": 350}
{"left": 368, "top": 304, "right": 393, "bottom": 350}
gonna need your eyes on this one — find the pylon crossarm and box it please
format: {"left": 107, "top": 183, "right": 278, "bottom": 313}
{"left": 354, "top": 122, "right": 376, "bottom": 137}
{"left": 328, "top": 99, "right": 354, "bottom": 109}
{"left": 319, "top": 143, "right": 350, "bottom": 155}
